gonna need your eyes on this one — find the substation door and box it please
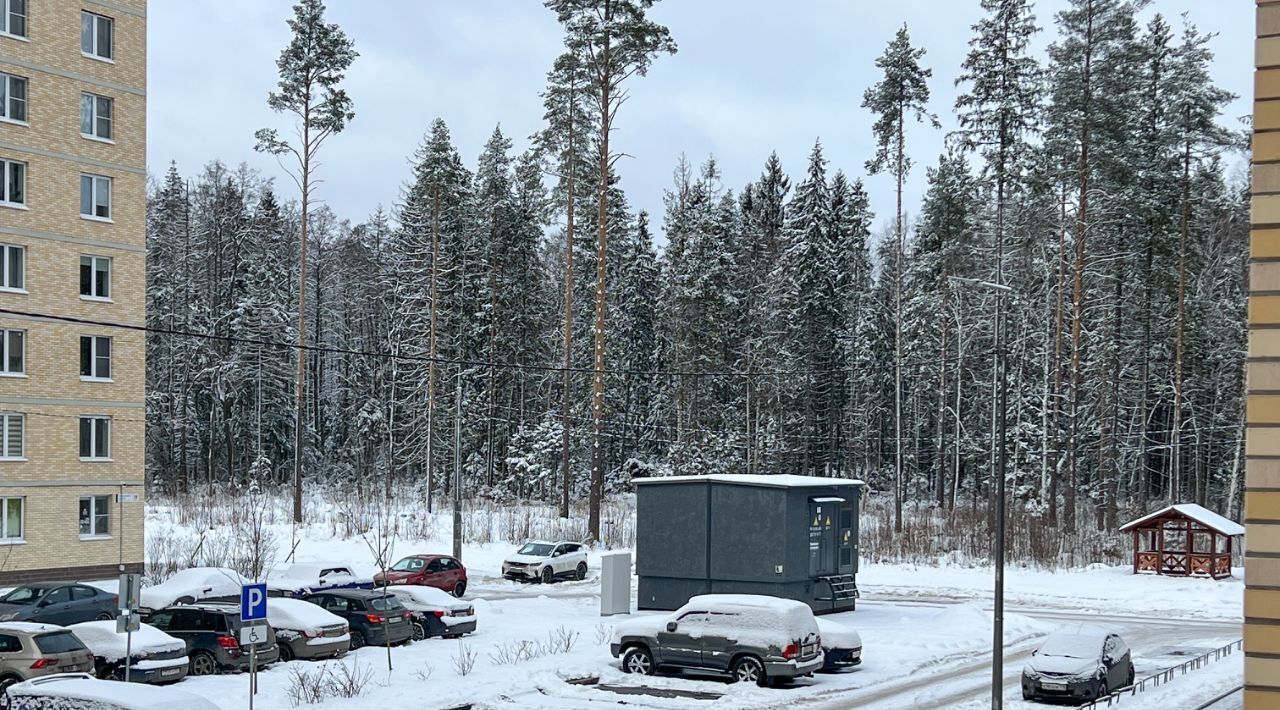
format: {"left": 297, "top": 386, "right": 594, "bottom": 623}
{"left": 809, "top": 498, "right": 839, "bottom": 576}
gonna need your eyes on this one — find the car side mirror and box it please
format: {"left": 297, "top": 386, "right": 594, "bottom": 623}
{"left": 665, "top": 622, "right": 677, "bottom": 633}
{"left": 35, "top": 598, "right": 51, "bottom": 608}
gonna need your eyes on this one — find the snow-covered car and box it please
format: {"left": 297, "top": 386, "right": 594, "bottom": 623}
{"left": 383, "top": 585, "right": 476, "bottom": 641}
{"left": 502, "top": 541, "right": 589, "bottom": 583}
{"left": 68, "top": 621, "right": 189, "bottom": 685}
{"left": 611, "top": 594, "right": 823, "bottom": 686}
{"left": 139, "top": 567, "right": 247, "bottom": 611}
{"left": 814, "top": 617, "right": 862, "bottom": 671}
{"left": 1022, "top": 629, "right": 1134, "bottom": 702}
{"left": 3, "top": 673, "right": 220, "bottom": 710}
{"left": 266, "top": 597, "right": 350, "bottom": 661}
{"left": 267, "top": 563, "right": 372, "bottom": 598}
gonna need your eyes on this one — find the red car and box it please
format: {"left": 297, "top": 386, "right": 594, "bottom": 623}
{"left": 374, "top": 555, "right": 468, "bottom": 597}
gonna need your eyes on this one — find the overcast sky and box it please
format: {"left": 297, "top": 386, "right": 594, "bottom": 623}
{"left": 147, "top": 1, "right": 1254, "bottom": 243}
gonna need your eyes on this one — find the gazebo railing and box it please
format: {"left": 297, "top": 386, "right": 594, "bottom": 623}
{"left": 1077, "top": 639, "right": 1242, "bottom": 709}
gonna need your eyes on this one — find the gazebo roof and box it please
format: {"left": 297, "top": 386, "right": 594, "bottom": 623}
{"left": 1119, "top": 503, "right": 1245, "bottom": 536}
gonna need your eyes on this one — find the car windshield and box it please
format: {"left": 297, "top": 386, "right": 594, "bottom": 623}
{"left": 518, "top": 543, "right": 554, "bottom": 557}
{"left": 369, "top": 596, "right": 404, "bottom": 612}
{"left": 0, "top": 587, "right": 44, "bottom": 605}
{"left": 1038, "top": 634, "right": 1103, "bottom": 659}
{"left": 34, "top": 631, "right": 87, "bottom": 654}
{"left": 391, "top": 558, "right": 425, "bottom": 572}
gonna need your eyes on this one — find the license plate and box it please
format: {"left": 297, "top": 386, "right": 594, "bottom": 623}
{"left": 388, "top": 617, "right": 401, "bottom": 623}
{"left": 161, "top": 668, "right": 182, "bottom": 677}
{"left": 1042, "top": 681, "right": 1066, "bottom": 691}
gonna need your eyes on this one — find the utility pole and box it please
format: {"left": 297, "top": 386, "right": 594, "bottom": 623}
{"left": 453, "top": 373, "right": 463, "bottom": 562}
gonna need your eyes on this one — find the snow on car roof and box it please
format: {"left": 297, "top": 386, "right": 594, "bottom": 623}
{"left": 69, "top": 621, "right": 185, "bottom": 661}
{"left": 682, "top": 594, "right": 818, "bottom": 645}
{"left": 634, "top": 474, "right": 866, "bottom": 488}
{"left": 385, "top": 585, "right": 469, "bottom": 610}
{"left": 267, "top": 597, "right": 346, "bottom": 631}
{"left": 0, "top": 622, "right": 64, "bottom": 634}
{"left": 272, "top": 563, "right": 358, "bottom": 579}
{"left": 1118, "top": 503, "right": 1245, "bottom": 536}
{"left": 8, "top": 675, "right": 219, "bottom": 709}
{"left": 686, "top": 594, "right": 813, "bottom": 612}
{"left": 1038, "top": 630, "right": 1109, "bottom": 659}
{"left": 140, "top": 567, "right": 246, "bottom": 609}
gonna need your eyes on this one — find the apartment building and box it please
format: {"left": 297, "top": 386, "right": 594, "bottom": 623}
{"left": 0, "top": 0, "right": 145, "bottom": 584}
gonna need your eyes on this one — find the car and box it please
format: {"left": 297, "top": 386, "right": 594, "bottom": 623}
{"left": 3, "top": 673, "right": 220, "bottom": 710}
{"left": 610, "top": 594, "right": 824, "bottom": 686}
{"left": 0, "top": 623, "right": 96, "bottom": 697}
{"left": 502, "top": 541, "right": 589, "bottom": 584}
{"left": 301, "top": 590, "right": 414, "bottom": 650}
{"left": 0, "top": 583, "right": 118, "bottom": 626}
{"left": 373, "top": 555, "right": 469, "bottom": 597}
{"left": 67, "top": 621, "right": 188, "bottom": 685}
{"left": 143, "top": 603, "right": 279, "bottom": 676}
{"left": 383, "top": 585, "right": 476, "bottom": 641}
{"left": 815, "top": 617, "right": 862, "bottom": 671}
{"left": 1022, "top": 629, "right": 1135, "bottom": 702}
{"left": 267, "top": 563, "right": 372, "bottom": 598}
{"left": 266, "top": 597, "right": 350, "bottom": 662}
{"left": 138, "top": 567, "right": 247, "bottom": 611}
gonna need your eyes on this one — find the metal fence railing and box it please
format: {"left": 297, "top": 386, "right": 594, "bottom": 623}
{"left": 1078, "top": 639, "right": 1243, "bottom": 709}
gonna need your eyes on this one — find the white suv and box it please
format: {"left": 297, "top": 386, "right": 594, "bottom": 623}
{"left": 502, "top": 541, "right": 589, "bottom": 583}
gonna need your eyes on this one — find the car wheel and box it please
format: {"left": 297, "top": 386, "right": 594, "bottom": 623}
{"left": 622, "top": 646, "right": 655, "bottom": 675}
{"left": 453, "top": 581, "right": 466, "bottom": 598}
{"left": 278, "top": 643, "right": 294, "bottom": 662}
{"left": 95, "top": 611, "right": 114, "bottom": 621}
{"left": 575, "top": 562, "right": 587, "bottom": 580}
{"left": 411, "top": 622, "right": 426, "bottom": 642}
{"left": 541, "top": 567, "right": 554, "bottom": 584}
{"left": 1127, "top": 667, "right": 1135, "bottom": 687}
{"left": 350, "top": 631, "right": 366, "bottom": 650}
{"left": 189, "top": 651, "right": 218, "bottom": 677}
{"left": 1096, "top": 681, "right": 1109, "bottom": 700}
{"left": 731, "top": 656, "right": 766, "bottom": 685}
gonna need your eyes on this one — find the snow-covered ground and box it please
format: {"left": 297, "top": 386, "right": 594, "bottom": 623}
{"left": 128, "top": 510, "right": 1242, "bottom": 709}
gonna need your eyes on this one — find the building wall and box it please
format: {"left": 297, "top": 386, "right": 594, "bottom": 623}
{"left": 0, "top": 0, "right": 146, "bottom": 583}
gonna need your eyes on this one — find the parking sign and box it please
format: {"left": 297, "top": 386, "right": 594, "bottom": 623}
{"left": 240, "top": 583, "right": 267, "bottom": 622}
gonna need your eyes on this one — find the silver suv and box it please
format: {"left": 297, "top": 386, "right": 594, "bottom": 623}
{"left": 0, "top": 623, "right": 95, "bottom": 697}
{"left": 610, "top": 594, "right": 823, "bottom": 686}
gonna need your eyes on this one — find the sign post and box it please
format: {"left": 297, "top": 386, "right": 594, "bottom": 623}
{"left": 240, "top": 583, "right": 267, "bottom": 709}
{"left": 117, "top": 573, "right": 141, "bottom": 684}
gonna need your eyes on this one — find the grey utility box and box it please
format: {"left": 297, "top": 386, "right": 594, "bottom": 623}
{"left": 599, "top": 550, "right": 632, "bottom": 616}
{"left": 635, "top": 474, "right": 862, "bottom": 614}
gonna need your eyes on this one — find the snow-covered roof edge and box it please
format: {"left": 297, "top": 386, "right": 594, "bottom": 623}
{"left": 1118, "top": 503, "right": 1245, "bottom": 536}
{"left": 634, "top": 474, "right": 866, "bottom": 489}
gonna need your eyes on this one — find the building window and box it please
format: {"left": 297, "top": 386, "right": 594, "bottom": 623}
{"left": 78, "top": 495, "right": 109, "bottom": 537}
{"left": 0, "top": 497, "right": 22, "bottom": 541}
{"left": 0, "top": 73, "right": 26, "bottom": 123}
{"left": 80, "top": 255, "right": 110, "bottom": 299}
{"left": 1, "top": 328, "right": 22, "bottom": 374}
{"left": 80, "top": 93, "right": 112, "bottom": 141}
{"left": 1, "top": 0, "right": 26, "bottom": 38}
{"left": 0, "top": 413, "right": 22, "bottom": 459}
{"left": 79, "top": 335, "right": 110, "bottom": 380}
{"left": 80, "top": 174, "right": 110, "bottom": 220}
{"left": 0, "top": 159, "right": 24, "bottom": 207}
{"left": 80, "top": 12, "right": 112, "bottom": 61}
{"left": 0, "top": 244, "right": 22, "bottom": 290}
{"left": 78, "top": 416, "right": 109, "bottom": 459}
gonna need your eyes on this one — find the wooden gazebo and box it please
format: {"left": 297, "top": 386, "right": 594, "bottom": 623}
{"left": 1119, "top": 504, "right": 1244, "bottom": 579}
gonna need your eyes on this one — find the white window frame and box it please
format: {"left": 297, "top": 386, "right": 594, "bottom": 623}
{"left": 79, "top": 335, "right": 110, "bottom": 381}
{"left": 79, "top": 173, "right": 111, "bottom": 221}
{"left": 0, "top": 413, "right": 23, "bottom": 460}
{"left": 78, "top": 495, "right": 109, "bottom": 539}
{"left": 79, "top": 93, "right": 113, "bottom": 142}
{"left": 79, "top": 416, "right": 110, "bottom": 461}
{"left": 0, "top": 243, "right": 23, "bottom": 292}
{"left": 0, "top": 496, "right": 23, "bottom": 543}
{"left": 0, "top": 0, "right": 26, "bottom": 40}
{"left": 80, "top": 11, "right": 112, "bottom": 62}
{"left": 0, "top": 72, "right": 26, "bottom": 124}
{"left": 79, "top": 255, "right": 111, "bottom": 300}
{"left": 0, "top": 158, "right": 25, "bottom": 209}
{"left": 0, "top": 328, "right": 23, "bottom": 376}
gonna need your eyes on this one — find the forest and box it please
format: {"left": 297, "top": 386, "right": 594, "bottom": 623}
{"left": 143, "top": 0, "right": 1249, "bottom": 545}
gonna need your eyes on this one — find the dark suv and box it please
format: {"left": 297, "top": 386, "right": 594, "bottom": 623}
{"left": 144, "top": 603, "right": 279, "bottom": 676}
{"left": 302, "top": 590, "right": 413, "bottom": 650}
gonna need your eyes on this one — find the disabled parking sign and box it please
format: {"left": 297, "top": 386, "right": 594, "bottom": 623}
{"left": 240, "top": 583, "right": 267, "bottom": 622}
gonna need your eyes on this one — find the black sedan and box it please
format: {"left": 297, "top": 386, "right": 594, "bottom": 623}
{"left": 0, "top": 583, "right": 118, "bottom": 625}
{"left": 1022, "top": 630, "right": 1135, "bottom": 702}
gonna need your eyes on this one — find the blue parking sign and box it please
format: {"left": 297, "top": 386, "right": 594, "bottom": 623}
{"left": 241, "top": 583, "right": 267, "bottom": 622}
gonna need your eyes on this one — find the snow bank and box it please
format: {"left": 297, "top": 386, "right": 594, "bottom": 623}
{"left": 69, "top": 621, "right": 186, "bottom": 662}
{"left": 7, "top": 675, "right": 218, "bottom": 709}
{"left": 140, "top": 567, "right": 246, "bottom": 609}
{"left": 266, "top": 597, "right": 346, "bottom": 632}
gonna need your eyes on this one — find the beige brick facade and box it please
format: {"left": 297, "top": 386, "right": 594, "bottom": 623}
{"left": 0, "top": 0, "right": 145, "bottom": 584}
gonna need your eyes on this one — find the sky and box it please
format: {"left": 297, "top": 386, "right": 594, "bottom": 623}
{"left": 147, "top": 1, "right": 1255, "bottom": 245}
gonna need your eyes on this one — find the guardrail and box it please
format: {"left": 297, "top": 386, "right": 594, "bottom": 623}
{"left": 1079, "top": 639, "right": 1243, "bottom": 709}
